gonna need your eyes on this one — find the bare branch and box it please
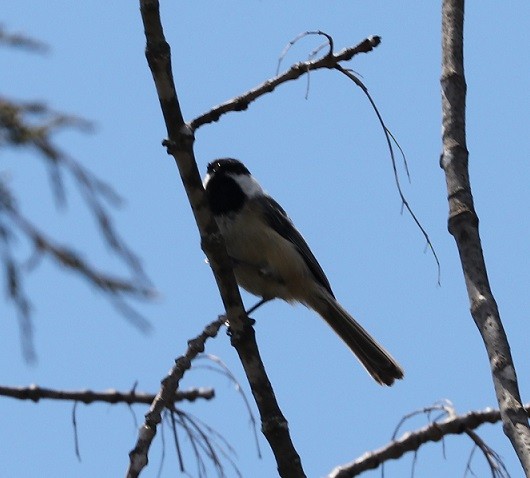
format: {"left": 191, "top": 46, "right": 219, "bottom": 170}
{"left": 134, "top": 1, "right": 306, "bottom": 477}
{"left": 0, "top": 384, "right": 214, "bottom": 405}
{"left": 0, "top": 189, "right": 153, "bottom": 336}
{"left": 7, "top": 206, "right": 151, "bottom": 298}
{"left": 440, "top": 0, "right": 530, "bottom": 473}
{"left": 189, "top": 35, "right": 381, "bottom": 131}
{"left": 328, "top": 402, "right": 530, "bottom": 477}
{"left": 127, "top": 316, "right": 224, "bottom": 477}
{"left": 1, "top": 96, "right": 154, "bottom": 352}
{"left": 0, "top": 97, "right": 143, "bottom": 275}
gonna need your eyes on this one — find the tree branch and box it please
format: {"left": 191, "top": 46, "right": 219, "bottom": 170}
{"left": 0, "top": 384, "right": 214, "bottom": 405}
{"left": 132, "top": 1, "right": 306, "bottom": 477}
{"left": 1, "top": 96, "right": 153, "bottom": 358}
{"left": 189, "top": 35, "right": 381, "bottom": 131}
{"left": 328, "top": 403, "right": 530, "bottom": 477}
{"left": 440, "top": 0, "right": 530, "bottom": 475}
{"left": 127, "top": 317, "right": 224, "bottom": 477}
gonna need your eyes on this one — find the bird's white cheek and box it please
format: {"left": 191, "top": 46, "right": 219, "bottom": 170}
{"left": 229, "top": 173, "right": 264, "bottom": 198}
{"left": 203, "top": 173, "right": 212, "bottom": 189}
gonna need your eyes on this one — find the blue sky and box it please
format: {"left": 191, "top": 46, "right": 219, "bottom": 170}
{"left": 2, "top": 2, "right": 529, "bottom": 477}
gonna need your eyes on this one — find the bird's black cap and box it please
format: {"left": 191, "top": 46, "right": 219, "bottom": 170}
{"left": 207, "top": 158, "right": 250, "bottom": 176}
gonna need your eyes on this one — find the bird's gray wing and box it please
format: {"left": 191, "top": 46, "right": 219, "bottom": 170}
{"left": 253, "top": 195, "right": 335, "bottom": 297}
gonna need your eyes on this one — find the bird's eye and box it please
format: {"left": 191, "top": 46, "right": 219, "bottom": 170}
{"left": 206, "top": 161, "right": 218, "bottom": 174}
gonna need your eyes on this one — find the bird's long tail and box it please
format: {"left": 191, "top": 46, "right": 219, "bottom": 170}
{"left": 307, "top": 291, "right": 404, "bottom": 386}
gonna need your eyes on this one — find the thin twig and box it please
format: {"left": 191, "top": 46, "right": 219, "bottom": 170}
{"left": 465, "top": 429, "right": 511, "bottom": 478}
{"left": 196, "top": 354, "right": 262, "bottom": 458}
{"left": 72, "top": 401, "right": 82, "bottom": 462}
{"left": 276, "top": 31, "right": 333, "bottom": 75}
{"left": 156, "top": 418, "right": 166, "bottom": 478}
{"left": 334, "top": 65, "right": 441, "bottom": 284}
{"left": 168, "top": 410, "right": 185, "bottom": 473}
{"left": 276, "top": 30, "right": 334, "bottom": 99}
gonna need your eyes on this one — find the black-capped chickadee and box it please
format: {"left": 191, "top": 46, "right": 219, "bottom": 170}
{"left": 203, "top": 158, "right": 404, "bottom": 386}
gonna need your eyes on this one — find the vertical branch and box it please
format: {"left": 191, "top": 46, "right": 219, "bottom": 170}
{"left": 130, "top": 1, "right": 306, "bottom": 477}
{"left": 440, "top": 0, "right": 530, "bottom": 475}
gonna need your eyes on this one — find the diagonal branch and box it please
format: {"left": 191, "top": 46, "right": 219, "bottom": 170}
{"left": 440, "top": 1, "right": 530, "bottom": 475}
{"left": 127, "top": 317, "right": 224, "bottom": 477}
{"left": 328, "top": 403, "right": 530, "bottom": 478}
{"left": 189, "top": 35, "right": 381, "bottom": 131}
{"left": 7, "top": 207, "right": 151, "bottom": 298}
{"left": 131, "top": 1, "right": 307, "bottom": 477}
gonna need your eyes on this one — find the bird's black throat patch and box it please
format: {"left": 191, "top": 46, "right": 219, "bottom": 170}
{"left": 205, "top": 172, "right": 246, "bottom": 215}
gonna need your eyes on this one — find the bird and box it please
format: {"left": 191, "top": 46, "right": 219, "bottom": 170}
{"left": 203, "top": 158, "right": 404, "bottom": 386}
